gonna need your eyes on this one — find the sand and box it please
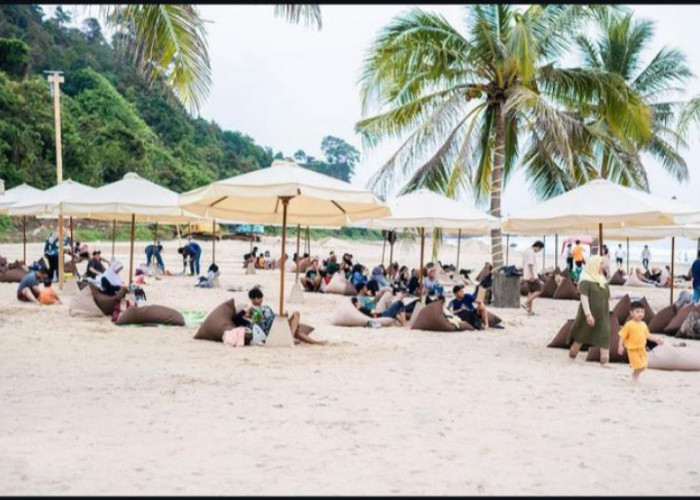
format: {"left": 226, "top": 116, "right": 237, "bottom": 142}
{"left": 1, "top": 237, "right": 700, "bottom": 495}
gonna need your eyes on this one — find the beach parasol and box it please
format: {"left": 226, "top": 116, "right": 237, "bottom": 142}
{"left": 0, "top": 183, "right": 43, "bottom": 264}
{"left": 179, "top": 160, "right": 390, "bottom": 347}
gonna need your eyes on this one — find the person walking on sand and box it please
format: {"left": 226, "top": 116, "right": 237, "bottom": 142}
{"left": 522, "top": 240, "right": 544, "bottom": 315}
{"left": 615, "top": 244, "right": 626, "bottom": 270}
{"left": 617, "top": 300, "right": 665, "bottom": 381}
{"left": 641, "top": 245, "right": 651, "bottom": 271}
{"left": 572, "top": 239, "right": 585, "bottom": 271}
{"left": 567, "top": 256, "right": 612, "bottom": 367}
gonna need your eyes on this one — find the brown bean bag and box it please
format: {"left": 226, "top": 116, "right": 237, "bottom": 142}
{"left": 0, "top": 268, "right": 26, "bottom": 283}
{"left": 609, "top": 270, "right": 626, "bottom": 286}
{"left": 89, "top": 284, "right": 127, "bottom": 316}
{"left": 7, "top": 259, "right": 25, "bottom": 270}
{"left": 520, "top": 280, "right": 529, "bottom": 296}
{"left": 69, "top": 287, "right": 105, "bottom": 318}
{"left": 611, "top": 294, "right": 631, "bottom": 325}
{"left": 548, "top": 320, "right": 575, "bottom": 349}
{"left": 194, "top": 299, "right": 237, "bottom": 341}
{"left": 343, "top": 280, "right": 358, "bottom": 296}
{"left": 475, "top": 264, "right": 491, "bottom": 284}
{"left": 539, "top": 274, "right": 558, "bottom": 299}
{"left": 116, "top": 305, "right": 185, "bottom": 326}
{"left": 647, "top": 344, "right": 700, "bottom": 371}
{"left": 331, "top": 301, "right": 396, "bottom": 327}
{"left": 664, "top": 304, "right": 700, "bottom": 336}
{"left": 410, "top": 301, "right": 469, "bottom": 332}
{"left": 586, "top": 313, "right": 628, "bottom": 364}
{"left": 486, "top": 311, "right": 502, "bottom": 327}
{"left": 638, "top": 297, "right": 655, "bottom": 324}
{"left": 64, "top": 261, "right": 79, "bottom": 274}
{"left": 648, "top": 304, "right": 676, "bottom": 334}
{"left": 676, "top": 310, "right": 700, "bottom": 340}
{"left": 553, "top": 278, "right": 578, "bottom": 300}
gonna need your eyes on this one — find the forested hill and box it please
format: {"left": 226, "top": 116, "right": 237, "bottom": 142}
{"left": 0, "top": 5, "right": 281, "bottom": 192}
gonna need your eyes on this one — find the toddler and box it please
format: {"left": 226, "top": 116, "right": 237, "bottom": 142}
{"left": 618, "top": 301, "right": 664, "bottom": 380}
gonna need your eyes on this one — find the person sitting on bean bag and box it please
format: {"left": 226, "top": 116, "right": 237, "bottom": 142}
{"left": 301, "top": 259, "right": 322, "bottom": 292}
{"left": 351, "top": 290, "right": 407, "bottom": 326}
{"left": 448, "top": 284, "right": 489, "bottom": 330}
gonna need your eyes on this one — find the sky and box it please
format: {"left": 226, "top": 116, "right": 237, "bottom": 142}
{"left": 47, "top": 4, "right": 700, "bottom": 218}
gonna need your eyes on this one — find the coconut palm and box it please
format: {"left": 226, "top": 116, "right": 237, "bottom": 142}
{"left": 100, "top": 4, "right": 321, "bottom": 114}
{"left": 572, "top": 11, "right": 692, "bottom": 190}
{"left": 356, "top": 5, "right": 650, "bottom": 266}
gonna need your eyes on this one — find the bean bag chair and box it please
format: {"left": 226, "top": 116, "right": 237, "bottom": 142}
{"left": 343, "top": 280, "right": 358, "bottom": 296}
{"left": 611, "top": 294, "right": 631, "bottom": 325}
{"left": 609, "top": 270, "right": 626, "bottom": 286}
{"left": 647, "top": 344, "right": 700, "bottom": 371}
{"left": 586, "top": 313, "right": 628, "bottom": 364}
{"left": 331, "top": 301, "right": 396, "bottom": 327}
{"left": 553, "top": 277, "right": 578, "bottom": 300}
{"left": 548, "top": 320, "right": 575, "bottom": 349}
{"left": 410, "top": 301, "right": 471, "bottom": 332}
{"left": 0, "top": 268, "right": 26, "bottom": 283}
{"left": 116, "top": 305, "right": 186, "bottom": 326}
{"left": 648, "top": 305, "right": 676, "bottom": 334}
{"left": 64, "top": 261, "right": 79, "bottom": 275}
{"left": 321, "top": 272, "right": 347, "bottom": 294}
{"left": 486, "top": 310, "right": 502, "bottom": 327}
{"left": 7, "top": 259, "right": 25, "bottom": 270}
{"left": 89, "top": 284, "right": 127, "bottom": 316}
{"left": 638, "top": 297, "right": 655, "bottom": 324}
{"left": 539, "top": 274, "right": 558, "bottom": 299}
{"left": 194, "top": 298, "right": 237, "bottom": 341}
{"left": 69, "top": 287, "right": 105, "bottom": 318}
{"left": 677, "top": 310, "right": 700, "bottom": 340}
{"left": 664, "top": 304, "right": 700, "bottom": 336}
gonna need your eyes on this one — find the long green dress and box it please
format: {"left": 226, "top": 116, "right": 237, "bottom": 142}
{"left": 567, "top": 280, "right": 610, "bottom": 349}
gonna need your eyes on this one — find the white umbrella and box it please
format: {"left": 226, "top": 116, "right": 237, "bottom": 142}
{"left": 0, "top": 183, "right": 43, "bottom": 263}
{"left": 63, "top": 173, "right": 203, "bottom": 284}
{"left": 179, "top": 160, "right": 390, "bottom": 347}
{"left": 352, "top": 189, "right": 499, "bottom": 300}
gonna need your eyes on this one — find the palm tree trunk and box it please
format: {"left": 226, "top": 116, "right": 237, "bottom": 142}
{"left": 490, "top": 102, "right": 506, "bottom": 268}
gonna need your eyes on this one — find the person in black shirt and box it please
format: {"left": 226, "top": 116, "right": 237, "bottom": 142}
{"left": 85, "top": 250, "right": 107, "bottom": 279}
{"left": 301, "top": 259, "right": 322, "bottom": 291}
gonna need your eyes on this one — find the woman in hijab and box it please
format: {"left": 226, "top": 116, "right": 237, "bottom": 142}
{"left": 100, "top": 261, "right": 126, "bottom": 296}
{"left": 567, "top": 255, "right": 612, "bottom": 366}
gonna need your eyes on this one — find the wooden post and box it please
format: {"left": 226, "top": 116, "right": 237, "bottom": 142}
{"left": 306, "top": 225, "right": 310, "bottom": 255}
{"left": 598, "top": 223, "right": 603, "bottom": 255}
{"left": 48, "top": 71, "right": 65, "bottom": 289}
{"left": 626, "top": 238, "right": 630, "bottom": 275}
{"left": 22, "top": 216, "right": 26, "bottom": 264}
{"left": 456, "top": 229, "right": 462, "bottom": 270}
{"left": 554, "top": 234, "right": 559, "bottom": 268}
{"left": 212, "top": 219, "right": 216, "bottom": 264}
{"left": 388, "top": 229, "right": 395, "bottom": 267}
{"left": 381, "top": 231, "right": 387, "bottom": 266}
{"left": 670, "top": 237, "right": 675, "bottom": 306}
{"left": 69, "top": 216, "right": 74, "bottom": 269}
{"left": 58, "top": 217, "right": 64, "bottom": 289}
{"left": 542, "top": 235, "right": 546, "bottom": 268}
{"left": 153, "top": 222, "right": 158, "bottom": 249}
{"left": 295, "top": 224, "right": 301, "bottom": 283}
{"left": 188, "top": 222, "right": 192, "bottom": 242}
{"left": 111, "top": 219, "right": 116, "bottom": 261}
{"left": 128, "top": 214, "right": 135, "bottom": 285}
{"left": 279, "top": 197, "right": 290, "bottom": 316}
{"left": 505, "top": 234, "right": 510, "bottom": 266}
{"left": 419, "top": 227, "right": 425, "bottom": 303}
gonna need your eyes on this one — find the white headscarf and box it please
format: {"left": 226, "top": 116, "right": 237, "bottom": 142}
{"left": 102, "top": 260, "right": 123, "bottom": 287}
{"left": 579, "top": 255, "right": 607, "bottom": 289}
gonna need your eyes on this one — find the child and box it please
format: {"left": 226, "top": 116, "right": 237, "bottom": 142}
{"left": 618, "top": 300, "right": 665, "bottom": 381}
{"left": 39, "top": 279, "right": 61, "bottom": 305}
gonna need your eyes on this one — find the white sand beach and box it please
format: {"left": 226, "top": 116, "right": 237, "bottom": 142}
{"left": 1, "top": 237, "right": 700, "bottom": 495}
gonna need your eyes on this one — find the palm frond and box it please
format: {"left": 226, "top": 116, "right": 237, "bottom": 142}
{"left": 274, "top": 4, "right": 322, "bottom": 29}
{"left": 676, "top": 95, "right": 700, "bottom": 141}
{"left": 632, "top": 47, "right": 693, "bottom": 95}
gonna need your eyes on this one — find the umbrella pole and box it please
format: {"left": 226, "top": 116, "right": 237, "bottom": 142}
{"left": 22, "top": 216, "right": 26, "bottom": 264}
{"left": 129, "top": 214, "right": 135, "bottom": 285}
{"left": 598, "top": 223, "right": 603, "bottom": 255}
{"left": 188, "top": 223, "right": 192, "bottom": 242}
{"left": 58, "top": 213, "right": 64, "bottom": 290}
{"left": 456, "top": 229, "right": 462, "bottom": 271}
{"left": 419, "top": 227, "right": 425, "bottom": 303}
{"left": 388, "top": 230, "right": 395, "bottom": 267}
{"left": 670, "top": 237, "right": 675, "bottom": 306}
{"left": 279, "top": 197, "right": 290, "bottom": 316}
{"left": 153, "top": 222, "right": 158, "bottom": 249}
{"left": 306, "top": 225, "right": 310, "bottom": 255}
{"left": 69, "top": 216, "right": 74, "bottom": 265}
{"left": 381, "top": 232, "right": 386, "bottom": 266}
{"left": 111, "top": 219, "right": 116, "bottom": 261}
{"left": 542, "top": 235, "right": 546, "bottom": 268}
{"left": 505, "top": 234, "right": 510, "bottom": 266}
{"left": 212, "top": 219, "right": 216, "bottom": 265}
{"left": 554, "top": 234, "right": 558, "bottom": 268}
{"left": 295, "top": 224, "right": 301, "bottom": 283}
{"left": 626, "top": 238, "right": 630, "bottom": 275}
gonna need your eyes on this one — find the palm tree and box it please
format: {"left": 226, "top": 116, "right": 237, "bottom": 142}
{"left": 571, "top": 12, "right": 691, "bottom": 190}
{"left": 356, "top": 5, "right": 651, "bottom": 267}
{"left": 99, "top": 4, "right": 321, "bottom": 114}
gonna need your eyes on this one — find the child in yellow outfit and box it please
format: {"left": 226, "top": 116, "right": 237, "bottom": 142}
{"left": 618, "top": 300, "right": 664, "bottom": 380}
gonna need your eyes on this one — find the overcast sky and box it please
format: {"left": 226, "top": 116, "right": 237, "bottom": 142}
{"left": 51, "top": 4, "right": 700, "bottom": 215}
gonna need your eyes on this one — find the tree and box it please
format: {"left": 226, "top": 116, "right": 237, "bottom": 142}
{"left": 0, "top": 37, "right": 29, "bottom": 77}
{"left": 570, "top": 11, "right": 691, "bottom": 190}
{"left": 356, "top": 5, "right": 649, "bottom": 266}
{"left": 82, "top": 17, "right": 104, "bottom": 44}
{"left": 293, "top": 149, "right": 308, "bottom": 163}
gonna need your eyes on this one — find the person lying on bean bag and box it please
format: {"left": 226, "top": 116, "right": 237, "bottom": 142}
{"left": 447, "top": 284, "right": 489, "bottom": 329}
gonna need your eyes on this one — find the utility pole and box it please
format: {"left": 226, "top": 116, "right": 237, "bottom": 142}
{"left": 46, "top": 70, "right": 65, "bottom": 289}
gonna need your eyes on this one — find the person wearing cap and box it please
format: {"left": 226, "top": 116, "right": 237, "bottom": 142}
{"left": 85, "top": 250, "right": 107, "bottom": 279}
{"left": 448, "top": 284, "right": 489, "bottom": 329}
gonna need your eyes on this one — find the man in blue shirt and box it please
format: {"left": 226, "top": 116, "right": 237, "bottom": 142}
{"left": 448, "top": 284, "right": 489, "bottom": 329}
{"left": 145, "top": 241, "right": 165, "bottom": 272}
{"left": 17, "top": 267, "right": 48, "bottom": 303}
{"left": 178, "top": 242, "right": 202, "bottom": 276}
{"left": 691, "top": 250, "right": 700, "bottom": 303}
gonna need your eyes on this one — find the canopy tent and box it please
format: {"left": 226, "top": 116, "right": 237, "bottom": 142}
{"left": 351, "top": 189, "right": 499, "bottom": 301}
{"left": 179, "top": 160, "right": 391, "bottom": 347}
{"left": 0, "top": 183, "right": 43, "bottom": 263}
{"left": 62, "top": 173, "right": 203, "bottom": 284}
{"left": 8, "top": 179, "right": 94, "bottom": 286}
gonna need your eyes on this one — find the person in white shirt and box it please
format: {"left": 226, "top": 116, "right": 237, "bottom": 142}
{"left": 641, "top": 245, "right": 651, "bottom": 271}
{"left": 522, "top": 240, "right": 544, "bottom": 315}
{"left": 615, "top": 244, "right": 626, "bottom": 270}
